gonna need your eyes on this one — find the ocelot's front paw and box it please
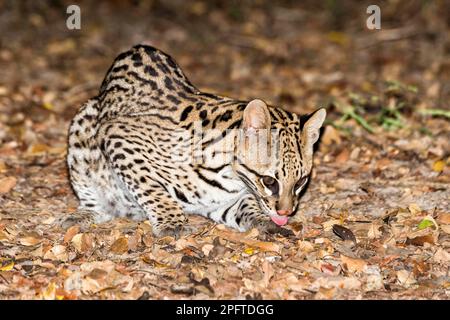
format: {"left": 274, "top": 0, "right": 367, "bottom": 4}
{"left": 153, "top": 224, "right": 197, "bottom": 239}
{"left": 251, "top": 218, "right": 294, "bottom": 237}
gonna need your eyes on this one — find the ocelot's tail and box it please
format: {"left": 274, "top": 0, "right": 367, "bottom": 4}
{"left": 67, "top": 98, "right": 102, "bottom": 200}
{"left": 67, "top": 98, "right": 146, "bottom": 221}
{"left": 67, "top": 98, "right": 100, "bottom": 157}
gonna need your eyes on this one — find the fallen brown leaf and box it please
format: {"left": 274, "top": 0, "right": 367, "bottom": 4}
{"left": 312, "top": 276, "right": 362, "bottom": 290}
{"left": 63, "top": 225, "right": 80, "bottom": 243}
{"left": 320, "top": 262, "right": 338, "bottom": 275}
{"left": 87, "top": 268, "right": 108, "bottom": 280}
{"left": 440, "top": 225, "right": 450, "bottom": 235}
{"left": 314, "top": 286, "right": 336, "bottom": 299}
{"left": 335, "top": 148, "right": 350, "bottom": 163}
{"left": 332, "top": 224, "right": 357, "bottom": 243}
{"left": 41, "top": 282, "right": 57, "bottom": 300}
{"left": 397, "top": 270, "right": 416, "bottom": 287}
{"left": 262, "top": 260, "right": 274, "bottom": 287}
{"left": 128, "top": 232, "right": 141, "bottom": 251}
{"left": 408, "top": 203, "right": 422, "bottom": 215}
{"left": 213, "top": 229, "right": 281, "bottom": 253}
{"left": 297, "top": 240, "right": 314, "bottom": 253}
{"left": 19, "top": 236, "right": 41, "bottom": 246}
{"left": 367, "top": 223, "right": 382, "bottom": 239}
{"left": 433, "top": 248, "right": 450, "bottom": 263}
{"left": 412, "top": 260, "right": 430, "bottom": 276}
{"left": 142, "top": 232, "right": 153, "bottom": 247}
{"left": 110, "top": 237, "right": 128, "bottom": 254}
{"left": 406, "top": 234, "right": 435, "bottom": 246}
{"left": 341, "top": 255, "right": 367, "bottom": 273}
{"left": 71, "top": 233, "right": 83, "bottom": 251}
{"left": 201, "top": 244, "right": 214, "bottom": 256}
{"left": 44, "top": 245, "right": 68, "bottom": 262}
{"left": 321, "top": 125, "right": 342, "bottom": 146}
{"left": 0, "top": 176, "right": 17, "bottom": 193}
{"left": 437, "top": 213, "right": 450, "bottom": 225}
{"left": 81, "top": 233, "right": 95, "bottom": 252}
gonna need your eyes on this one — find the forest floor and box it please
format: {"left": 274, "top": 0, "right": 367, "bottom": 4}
{"left": 0, "top": 1, "right": 449, "bottom": 299}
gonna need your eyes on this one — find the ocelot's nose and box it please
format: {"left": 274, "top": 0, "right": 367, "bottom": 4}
{"left": 276, "top": 209, "right": 293, "bottom": 216}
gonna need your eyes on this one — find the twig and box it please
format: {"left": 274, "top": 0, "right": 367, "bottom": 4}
{"left": 61, "top": 81, "right": 98, "bottom": 99}
{"left": 0, "top": 273, "right": 10, "bottom": 284}
{"left": 418, "top": 109, "right": 450, "bottom": 119}
{"left": 357, "top": 26, "right": 419, "bottom": 50}
{"left": 143, "top": 280, "right": 167, "bottom": 291}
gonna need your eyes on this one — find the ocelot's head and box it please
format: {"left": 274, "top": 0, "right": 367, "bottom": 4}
{"left": 234, "top": 99, "right": 326, "bottom": 226}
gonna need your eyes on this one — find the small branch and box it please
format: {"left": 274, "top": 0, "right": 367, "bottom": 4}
{"left": 357, "top": 26, "right": 419, "bottom": 50}
{"left": 418, "top": 109, "right": 450, "bottom": 119}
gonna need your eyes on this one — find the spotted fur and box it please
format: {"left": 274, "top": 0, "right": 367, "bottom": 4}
{"left": 67, "top": 45, "right": 326, "bottom": 237}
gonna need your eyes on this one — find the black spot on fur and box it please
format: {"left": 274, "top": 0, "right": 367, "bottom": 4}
{"left": 167, "top": 94, "right": 181, "bottom": 104}
{"left": 164, "top": 77, "right": 175, "bottom": 90}
{"left": 113, "top": 153, "right": 126, "bottom": 161}
{"left": 174, "top": 188, "right": 189, "bottom": 203}
{"left": 112, "top": 65, "right": 129, "bottom": 73}
{"left": 131, "top": 52, "right": 142, "bottom": 63}
{"left": 180, "top": 105, "right": 193, "bottom": 121}
{"left": 221, "top": 110, "right": 233, "bottom": 121}
{"left": 144, "top": 65, "right": 158, "bottom": 76}
{"left": 123, "top": 148, "right": 135, "bottom": 155}
{"left": 199, "top": 110, "right": 207, "bottom": 119}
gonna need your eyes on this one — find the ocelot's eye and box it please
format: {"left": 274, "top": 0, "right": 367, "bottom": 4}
{"left": 294, "top": 176, "right": 308, "bottom": 193}
{"left": 262, "top": 176, "right": 275, "bottom": 186}
{"left": 261, "top": 176, "right": 279, "bottom": 195}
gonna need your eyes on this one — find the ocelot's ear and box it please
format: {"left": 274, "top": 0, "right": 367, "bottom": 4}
{"left": 242, "top": 99, "right": 271, "bottom": 132}
{"left": 301, "top": 108, "right": 326, "bottom": 157}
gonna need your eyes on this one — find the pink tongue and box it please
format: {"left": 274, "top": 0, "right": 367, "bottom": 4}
{"left": 271, "top": 215, "right": 289, "bottom": 226}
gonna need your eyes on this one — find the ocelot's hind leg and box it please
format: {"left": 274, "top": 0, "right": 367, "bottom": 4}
{"left": 58, "top": 209, "right": 101, "bottom": 230}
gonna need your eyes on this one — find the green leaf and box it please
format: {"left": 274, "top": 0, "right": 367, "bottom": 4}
{"left": 344, "top": 108, "right": 375, "bottom": 133}
{"left": 417, "top": 219, "right": 434, "bottom": 230}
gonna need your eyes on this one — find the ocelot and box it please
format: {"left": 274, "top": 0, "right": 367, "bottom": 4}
{"left": 67, "top": 44, "right": 326, "bottom": 237}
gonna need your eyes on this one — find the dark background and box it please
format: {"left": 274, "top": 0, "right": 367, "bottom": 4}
{"left": 0, "top": 0, "right": 448, "bottom": 119}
